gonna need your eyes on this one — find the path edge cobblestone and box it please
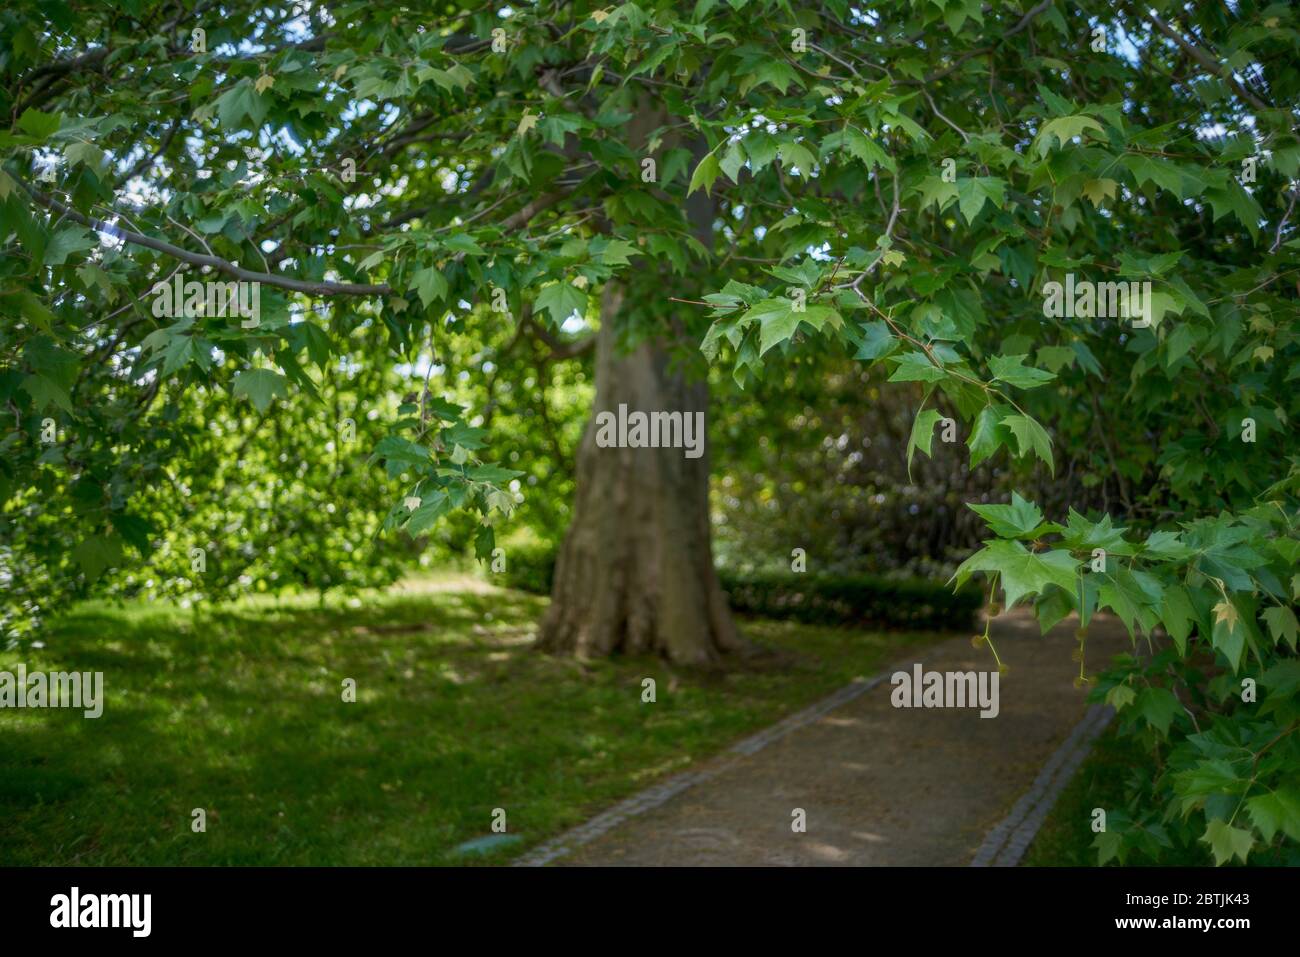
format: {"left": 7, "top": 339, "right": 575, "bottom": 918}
{"left": 511, "top": 667, "right": 901, "bottom": 867}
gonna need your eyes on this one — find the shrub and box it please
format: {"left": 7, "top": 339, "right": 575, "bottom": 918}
{"left": 498, "top": 543, "right": 559, "bottom": 596}
{"left": 499, "top": 544, "right": 980, "bottom": 631}
{"left": 718, "top": 569, "right": 982, "bottom": 631}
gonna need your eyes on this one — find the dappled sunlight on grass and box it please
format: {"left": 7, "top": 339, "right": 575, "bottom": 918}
{"left": 1, "top": 581, "right": 952, "bottom": 865}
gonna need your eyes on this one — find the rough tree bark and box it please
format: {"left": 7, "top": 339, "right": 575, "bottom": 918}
{"left": 537, "top": 286, "right": 745, "bottom": 665}
{"left": 538, "top": 94, "right": 744, "bottom": 666}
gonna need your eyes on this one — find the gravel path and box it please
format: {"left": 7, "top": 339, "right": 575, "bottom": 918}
{"left": 516, "top": 611, "right": 1129, "bottom": 866}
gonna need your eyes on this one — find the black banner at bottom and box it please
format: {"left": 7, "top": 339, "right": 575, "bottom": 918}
{"left": 1, "top": 865, "right": 1287, "bottom": 943}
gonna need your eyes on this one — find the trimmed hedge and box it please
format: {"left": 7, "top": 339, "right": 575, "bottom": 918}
{"left": 497, "top": 543, "right": 558, "bottom": 596}
{"left": 499, "top": 544, "right": 981, "bottom": 632}
{"left": 716, "top": 570, "right": 982, "bottom": 631}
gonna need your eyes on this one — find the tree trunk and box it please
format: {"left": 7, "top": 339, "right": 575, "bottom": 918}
{"left": 538, "top": 284, "right": 744, "bottom": 666}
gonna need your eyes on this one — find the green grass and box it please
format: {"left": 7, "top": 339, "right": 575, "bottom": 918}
{"left": 1023, "top": 724, "right": 1211, "bottom": 867}
{"left": 1, "top": 576, "right": 951, "bottom": 865}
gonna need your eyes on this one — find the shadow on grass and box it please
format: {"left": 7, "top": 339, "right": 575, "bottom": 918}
{"left": 1, "top": 580, "right": 948, "bottom": 866}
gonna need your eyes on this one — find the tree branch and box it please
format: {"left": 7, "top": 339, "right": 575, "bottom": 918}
{"left": 522, "top": 311, "right": 594, "bottom": 359}
{"left": 1142, "top": 10, "right": 1272, "bottom": 113}
{"left": 20, "top": 180, "right": 391, "bottom": 297}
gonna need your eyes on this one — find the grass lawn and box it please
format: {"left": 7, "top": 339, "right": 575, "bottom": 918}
{"left": 1, "top": 575, "right": 952, "bottom": 866}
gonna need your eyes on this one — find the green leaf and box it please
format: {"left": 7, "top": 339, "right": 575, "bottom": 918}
{"left": 742, "top": 132, "right": 777, "bottom": 173}
{"left": 110, "top": 512, "right": 155, "bottom": 556}
{"left": 955, "top": 176, "right": 1006, "bottom": 222}
{"left": 21, "top": 373, "right": 73, "bottom": 413}
{"left": 968, "top": 405, "right": 1004, "bottom": 468}
{"left": 1122, "top": 154, "right": 1187, "bottom": 197}
{"left": 888, "top": 351, "right": 946, "bottom": 383}
{"left": 628, "top": 37, "right": 680, "bottom": 79}
{"left": 700, "top": 321, "right": 728, "bottom": 362}
{"left": 76, "top": 262, "right": 114, "bottom": 297}
{"left": 841, "top": 126, "right": 895, "bottom": 171}
{"left": 1211, "top": 597, "right": 1247, "bottom": 672}
{"left": 1094, "top": 829, "right": 1124, "bottom": 865}
{"left": 599, "top": 238, "right": 641, "bottom": 265}
{"left": 968, "top": 492, "right": 1046, "bottom": 539}
{"left": 746, "top": 59, "right": 801, "bottom": 95}
{"left": 43, "top": 226, "right": 96, "bottom": 266}
{"left": 1205, "top": 181, "right": 1263, "bottom": 240}
{"left": 1036, "top": 344, "right": 1076, "bottom": 373}
{"left": 1097, "top": 566, "right": 1165, "bottom": 638}
{"left": 372, "top": 435, "right": 432, "bottom": 470}
{"left": 1036, "top": 586, "right": 1074, "bottom": 632}
{"left": 1144, "top": 529, "right": 1194, "bottom": 560}
{"left": 1160, "top": 583, "right": 1196, "bottom": 655}
{"left": 688, "top": 150, "right": 721, "bottom": 195}
{"left": 1035, "top": 115, "right": 1102, "bottom": 156}
{"left": 917, "top": 175, "right": 958, "bottom": 213}
{"left": 952, "top": 539, "right": 1080, "bottom": 609}
{"left": 719, "top": 141, "right": 745, "bottom": 183}
{"left": 409, "top": 265, "right": 448, "bottom": 308}
{"left": 1072, "top": 341, "right": 1103, "bottom": 377}
{"left": 1105, "top": 683, "right": 1136, "bottom": 711}
{"left": 1246, "top": 788, "right": 1300, "bottom": 843}
{"left": 302, "top": 323, "right": 332, "bottom": 370}
{"left": 64, "top": 140, "right": 108, "bottom": 171}
{"left": 906, "top": 408, "right": 942, "bottom": 476}
{"left": 777, "top": 139, "right": 816, "bottom": 176}
{"left": 740, "top": 298, "right": 814, "bottom": 355}
{"left": 404, "top": 493, "right": 451, "bottom": 537}
{"left": 442, "top": 233, "right": 485, "bottom": 256}
{"left": 1201, "top": 819, "right": 1253, "bottom": 866}
{"left": 422, "top": 397, "right": 464, "bottom": 423}
{"left": 989, "top": 353, "right": 1055, "bottom": 389}
{"left": 71, "top": 534, "right": 124, "bottom": 582}
{"left": 215, "top": 80, "right": 267, "bottom": 128}
{"left": 159, "top": 332, "right": 196, "bottom": 377}
{"left": 17, "top": 108, "right": 62, "bottom": 140}
{"left": 417, "top": 65, "right": 467, "bottom": 92}
{"left": 1262, "top": 605, "right": 1298, "bottom": 650}
{"left": 442, "top": 421, "right": 487, "bottom": 450}
{"left": 1133, "top": 687, "right": 1181, "bottom": 735}
{"left": 232, "top": 368, "right": 288, "bottom": 412}
{"left": 467, "top": 464, "right": 523, "bottom": 483}
{"left": 1260, "top": 660, "right": 1300, "bottom": 697}
{"left": 474, "top": 523, "right": 496, "bottom": 561}
{"left": 535, "top": 282, "right": 587, "bottom": 324}
{"left": 1058, "top": 510, "right": 1135, "bottom": 555}
{"left": 1001, "top": 414, "right": 1054, "bottom": 474}
{"left": 1037, "top": 85, "right": 1076, "bottom": 118}
{"left": 852, "top": 320, "right": 896, "bottom": 360}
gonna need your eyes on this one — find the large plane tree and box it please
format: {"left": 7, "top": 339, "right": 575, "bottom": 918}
{"left": 2, "top": 1, "right": 1298, "bottom": 860}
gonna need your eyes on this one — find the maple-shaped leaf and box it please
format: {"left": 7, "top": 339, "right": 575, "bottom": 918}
{"left": 1201, "top": 819, "right": 1253, "bottom": 866}
{"left": 1035, "top": 115, "right": 1103, "bottom": 156}
{"left": 952, "top": 539, "right": 1080, "bottom": 609}
{"left": 1212, "top": 600, "right": 1239, "bottom": 633}
{"left": 968, "top": 492, "right": 1047, "bottom": 539}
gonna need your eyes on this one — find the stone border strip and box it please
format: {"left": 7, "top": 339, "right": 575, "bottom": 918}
{"left": 512, "top": 668, "right": 900, "bottom": 867}
{"left": 969, "top": 702, "right": 1115, "bottom": 867}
